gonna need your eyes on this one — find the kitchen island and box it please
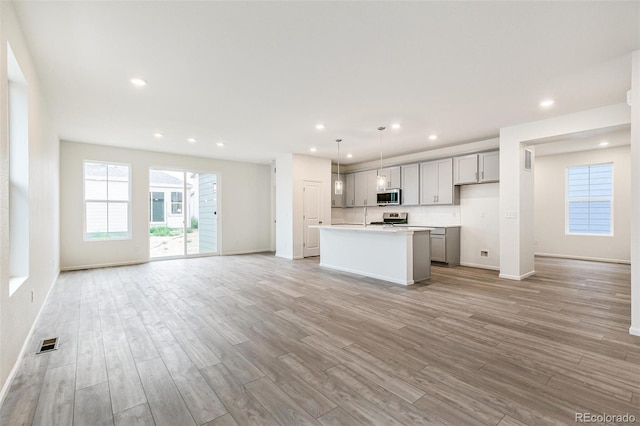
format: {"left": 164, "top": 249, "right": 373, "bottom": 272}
{"left": 316, "top": 225, "right": 433, "bottom": 285}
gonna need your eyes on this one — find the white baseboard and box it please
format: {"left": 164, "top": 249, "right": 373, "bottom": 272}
{"left": 61, "top": 259, "right": 148, "bottom": 271}
{"left": 630, "top": 326, "right": 640, "bottom": 337}
{"left": 221, "top": 249, "right": 272, "bottom": 256}
{"left": 499, "top": 270, "right": 536, "bottom": 281}
{"left": 535, "top": 252, "right": 631, "bottom": 265}
{"left": 0, "top": 270, "right": 59, "bottom": 407}
{"left": 460, "top": 262, "right": 500, "bottom": 271}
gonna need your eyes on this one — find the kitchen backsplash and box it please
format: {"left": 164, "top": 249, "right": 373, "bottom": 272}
{"left": 332, "top": 205, "right": 462, "bottom": 226}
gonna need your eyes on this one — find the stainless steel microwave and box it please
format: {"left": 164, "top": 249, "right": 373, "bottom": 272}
{"left": 377, "top": 188, "right": 401, "bottom": 206}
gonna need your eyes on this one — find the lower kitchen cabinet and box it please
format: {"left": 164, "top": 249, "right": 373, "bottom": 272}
{"left": 430, "top": 226, "right": 460, "bottom": 266}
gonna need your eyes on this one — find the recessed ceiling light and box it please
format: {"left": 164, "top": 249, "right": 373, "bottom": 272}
{"left": 187, "top": 138, "right": 196, "bottom": 143}
{"left": 428, "top": 134, "right": 438, "bottom": 141}
{"left": 153, "top": 132, "right": 163, "bottom": 138}
{"left": 216, "top": 142, "right": 225, "bottom": 147}
{"left": 130, "top": 78, "right": 148, "bottom": 87}
{"left": 539, "top": 99, "right": 555, "bottom": 108}
{"left": 310, "top": 147, "right": 317, "bottom": 152}
{"left": 391, "top": 123, "right": 401, "bottom": 129}
{"left": 599, "top": 141, "right": 609, "bottom": 147}
{"left": 315, "top": 124, "right": 325, "bottom": 130}
{"left": 346, "top": 153, "right": 353, "bottom": 158}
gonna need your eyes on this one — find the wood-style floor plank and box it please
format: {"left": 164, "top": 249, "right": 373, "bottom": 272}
{"left": 32, "top": 363, "right": 76, "bottom": 426}
{"left": 136, "top": 357, "right": 197, "bottom": 426}
{"left": 1, "top": 254, "right": 639, "bottom": 426}
{"left": 73, "top": 381, "right": 114, "bottom": 426}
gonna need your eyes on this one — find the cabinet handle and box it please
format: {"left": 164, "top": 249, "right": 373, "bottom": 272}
{"left": 481, "top": 171, "right": 484, "bottom": 180}
{"left": 475, "top": 172, "right": 478, "bottom": 181}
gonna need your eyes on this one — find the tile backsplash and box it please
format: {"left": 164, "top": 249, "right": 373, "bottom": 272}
{"left": 332, "top": 205, "right": 461, "bottom": 227}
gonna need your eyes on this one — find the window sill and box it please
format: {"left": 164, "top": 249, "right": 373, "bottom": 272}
{"left": 9, "top": 276, "right": 28, "bottom": 296}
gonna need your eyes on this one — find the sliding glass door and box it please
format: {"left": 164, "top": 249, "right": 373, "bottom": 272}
{"left": 149, "top": 169, "right": 218, "bottom": 259}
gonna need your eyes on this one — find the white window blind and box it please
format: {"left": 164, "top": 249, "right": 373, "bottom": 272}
{"left": 566, "top": 163, "right": 612, "bottom": 235}
{"left": 84, "top": 161, "right": 131, "bottom": 239}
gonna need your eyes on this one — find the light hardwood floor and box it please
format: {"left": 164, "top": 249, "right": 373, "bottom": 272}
{"left": 1, "top": 254, "right": 639, "bottom": 425}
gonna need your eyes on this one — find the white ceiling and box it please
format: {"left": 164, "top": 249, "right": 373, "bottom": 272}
{"left": 13, "top": 1, "right": 640, "bottom": 165}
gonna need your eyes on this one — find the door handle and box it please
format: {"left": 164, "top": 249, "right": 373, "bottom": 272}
{"left": 319, "top": 221, "right": 323, "bottom": 224}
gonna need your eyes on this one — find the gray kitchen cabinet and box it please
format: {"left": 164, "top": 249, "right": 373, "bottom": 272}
{"left": 430, "top": 227, "right": 460, "bottom": 266}
{"left": 454, "top": 151, "right": 499, "bottom": 184}
{"left": 344, "top": 173, "right": 355, "bottom": 207}
{"left": 420, "top": 158, "right": 458, "bottom": 205}
{"left": 331, "top": 173, "right": 345, "bottom": 207}
{"left": 354, "top": 170, "right": 377, "bottom": 206}
{"left": 400, "top": 163, "right": 419, "bottom": 205}
{"left": 453, "top": 154, "right": 479, "bottom": 184}
{"left": 479, "top": 151, "right": 499, "bottom": 182}
{"left": 377, "top": 166, "right": 401, "bottom": 189}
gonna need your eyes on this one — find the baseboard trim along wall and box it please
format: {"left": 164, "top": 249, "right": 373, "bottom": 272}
{"left": 499, "top": 270, "right": 536, "bottom": 281}
{"left": 0, "top": 272, "right": 59, "bottom": 407}
{"left": 630, "top": 326, "right": 640, "bottom": 337}
{"left": 61, "top": 259, "right": 148, "bottom": 271}
{"left": 535, "top": 252, "right": 631, "bottom": 265}
{"left": 459, "top": 262, "right": 500, "bottom": 271}
{"left": 221, "top": 249, "right": 273, "bottom": 256}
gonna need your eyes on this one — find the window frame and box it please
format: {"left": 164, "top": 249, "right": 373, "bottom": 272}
{"left": 565, "top": 162, "right": 614, "bottom": 237}
{"left": 83, "top": 160, "right": 132, "bottom": 241}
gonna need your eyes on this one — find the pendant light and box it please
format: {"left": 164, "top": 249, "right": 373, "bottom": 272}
{"left": 334, "top": 139, "right": 343, "bottom": 195}
{"left": 376, "top": 126, "right": 387, "bottom": 191}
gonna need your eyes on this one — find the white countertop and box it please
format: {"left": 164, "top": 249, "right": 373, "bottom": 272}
{"left": 316, "top": 224, "right": 434, "bottom": 233}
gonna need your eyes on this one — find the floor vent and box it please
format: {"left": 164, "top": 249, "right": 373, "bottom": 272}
{"left": 36, "top": 337, "right": 59, "bottom": 354}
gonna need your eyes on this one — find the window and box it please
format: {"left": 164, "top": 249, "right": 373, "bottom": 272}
{"left": 84, "top": 161, "right": 130, "bottom": 239}
{"left": 171, "top": 191, "right": 183, "bottom": 214}
{"left": 8, "top": 42, "right": 29, "bottom": 295}
{"left": 566, "top": 163, "right": 613, "bottom": 235}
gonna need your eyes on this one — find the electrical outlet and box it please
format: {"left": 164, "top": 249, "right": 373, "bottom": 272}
{"left": 480, "top": 251, "right": 489, "bottom": 257}
{"left": 505, "top": 211, "right": 517, "bottom": 219}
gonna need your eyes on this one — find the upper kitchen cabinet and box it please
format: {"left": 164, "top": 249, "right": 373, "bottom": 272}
{"left": 354, "top": 170, "right": 378, "bottom": 206}
{"left": 344, "top": 173, "right": 356, "bottom": 207}
{"left": 453, "top": 154, "right": 478, "bottom": 184}
{"left": 453, "top": 151, "right": 499, "bottom": 184}
{"left": 376, "top": 166, "right": 401, "bottom": 189}
{"left": 400, "top": 164, "right": 419, "bottom": 206}
{"left": 331, "top": 173, "right": 345, "bottom": 207}
{"left": 420, "top": 158, "right": 459, "bottom": 205}
{"left": 478, "top": 151, "right": 499, "bottom": 182}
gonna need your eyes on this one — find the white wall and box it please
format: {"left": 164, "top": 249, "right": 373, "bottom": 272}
{"left": 276, "top": 154, "right": 331, "bottom": 259}
{"left": 275, "top": 154, "right": 294, "bottom": 259}
{"left": 534, "top": 145, "right": 630, "bottom": 263}
{"left": 499, "top": 103, "right": 630, "bottom": 280}
{"left": 0, "top": 2, "right": 60, "bottom": 395}
{"left": 460, "top": 183, "right": 500, "bottom": 270}
{"left": 60, "top": 141, "right": 271, "bottom": 269}
{"left": 630, "top": 50, "right": 640, "bottom": 336}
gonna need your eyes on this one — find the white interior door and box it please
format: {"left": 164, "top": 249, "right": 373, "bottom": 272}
{"left": 303, "top": 180, "right": 322, "bottom": 257}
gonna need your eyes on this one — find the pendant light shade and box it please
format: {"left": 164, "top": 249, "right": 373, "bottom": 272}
{"left": 376, "top": 126, "right": 387, "bottom": 191}
{"left": 334, "top": 139, "right": 343, "bottom": 195}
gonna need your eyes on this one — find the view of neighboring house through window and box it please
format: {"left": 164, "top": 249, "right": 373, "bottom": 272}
{"left": 171, "top": 191, "right": 183, "bottom": 214}
{"left": 84, "top": 161, "right": 130, "bottom": 239}
{"left": 566, "top": 163, "right": 613, "bottom": 235}
{"left": 149, "top": 169, "right": 217, "bottom": 258}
